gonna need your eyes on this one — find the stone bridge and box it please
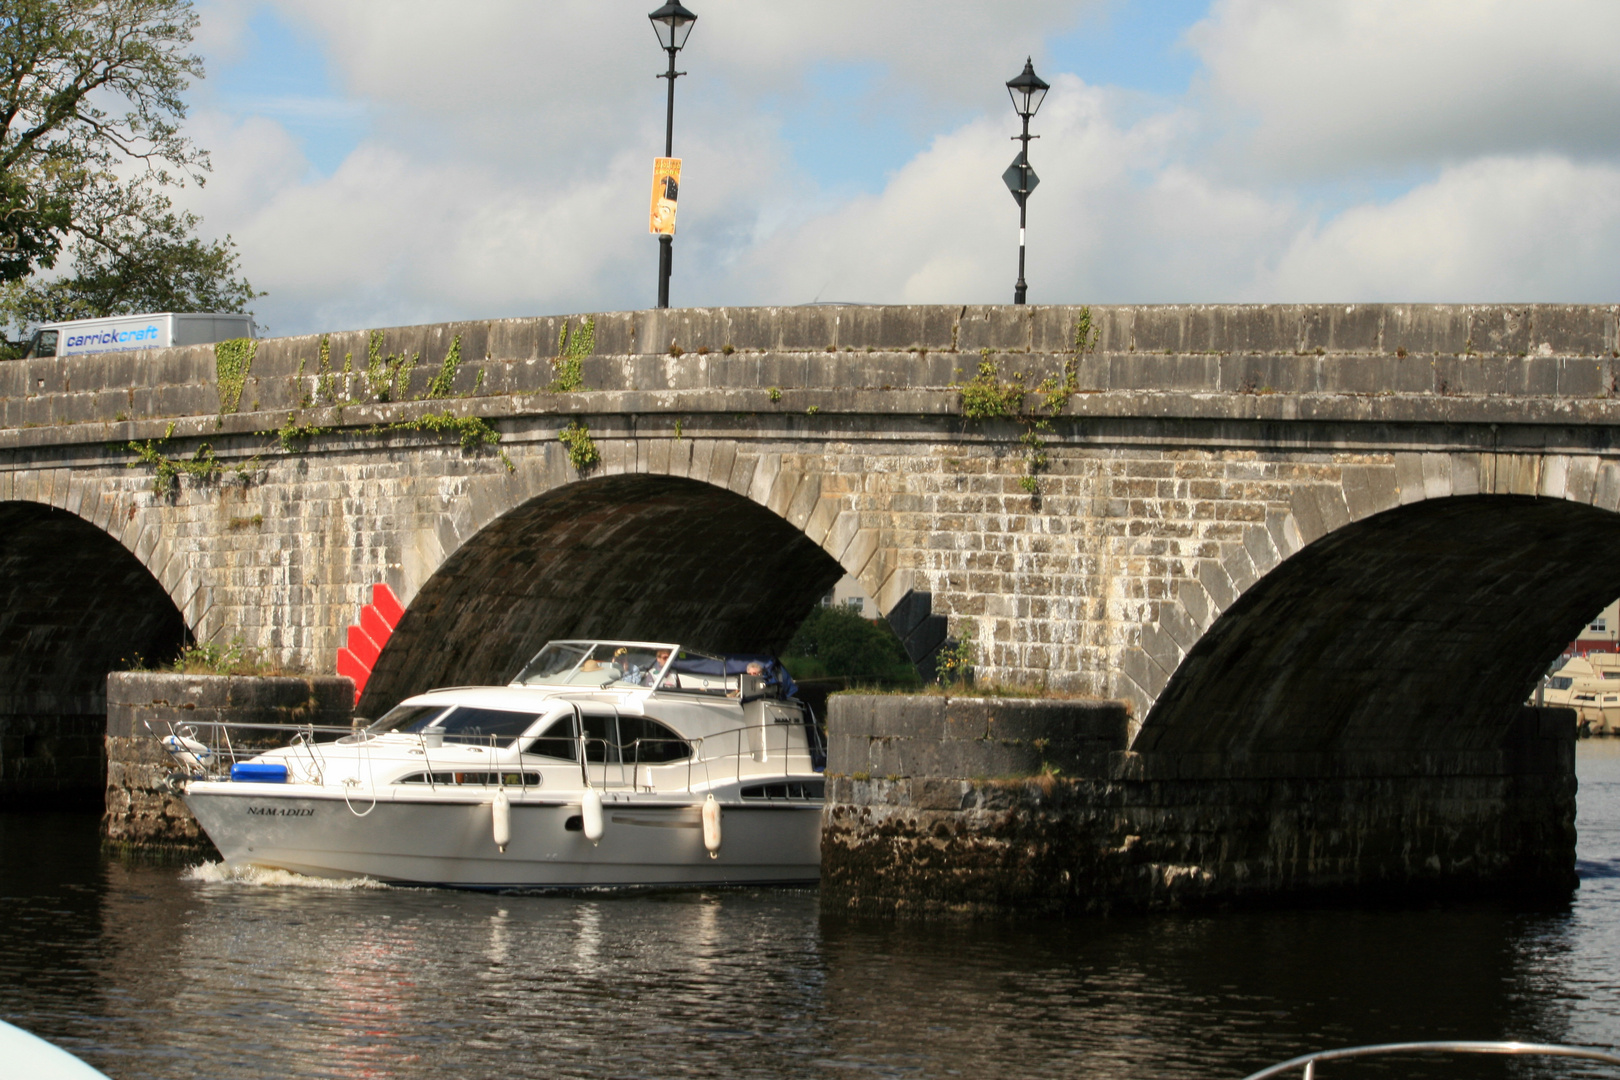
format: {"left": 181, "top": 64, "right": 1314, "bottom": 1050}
{"left": 3, "top": 302, "right": 1617, "bottom": 841}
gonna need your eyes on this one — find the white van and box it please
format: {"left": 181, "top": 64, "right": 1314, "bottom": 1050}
{"left": 20, "top": 312, "right": 256, "bottom": 359}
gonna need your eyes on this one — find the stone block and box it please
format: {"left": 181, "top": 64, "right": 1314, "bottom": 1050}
{"left": 1302, "top": 304, "right": 1385, "bottom": 354}
{"left": 1565, "top": 455, "right": 1599, "bottom": 505}
{"left": 1592, "top": 462, "right": 1620, "bottom": 512}
{"left": 1393, "top": 452, "right": 1425, "bottom": 504}
{"left": 1385, "top": 305, "right": 1471, "bottom": 356}
{"left": 1340, "top": 465, "right": 1399, "bottom": 521}
{"left": 1137, "top": 623, "right": 1185, "bottom": 681}
{"left": 956, "top": 306, "right": 1033, "bottom": 352}
{"left": 1466, "top": 306, "right": 1530, "bottom": 356}
{"left": 1538, "top": 455, "right": 1570, "bottom": 499}
{"left": 1529, "top": 304, "right": 1611, "bottom": 357}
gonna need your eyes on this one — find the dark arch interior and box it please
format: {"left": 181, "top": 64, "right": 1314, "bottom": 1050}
{"left": 0, "top": 502, "right": 188, "bottom": 808}
{"left": 1137, "top": 495, "right": 1620, "bottom": 757}
{"left": 360, "top": 475, "right": 850, "bottom": 714}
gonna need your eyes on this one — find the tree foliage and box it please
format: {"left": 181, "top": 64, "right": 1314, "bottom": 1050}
{"left": 0, "top": 0, "right": 258, "bottom": 337}
{"left": 784, "top": 603, "right": 917, "bottom": 683}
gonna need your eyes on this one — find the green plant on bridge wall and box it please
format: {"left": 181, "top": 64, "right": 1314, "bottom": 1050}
{"left": 364, "top": 331, "right": 418, "bottom": 402}
{"left": 424, "top": 335, "right": 481, "bottom": 399}
{"left": 271, "top": 414, "right": 329, "bottom": 452}
{"left": 214, "top": 337, "right": 257, "bottom": 416}
{"left": 934, "top": 625, "right": 976, "bottom": 688}
{"left": 956, "top": 308, "right": 1097, "bottom": 498}
{"left": 376, "top": 410, "right": 513, "bottom": 472}
{"left": 956, "top": 352, "right": 1027, "bottom": 420}
{"left": 127, "top": 421, "right": 259, "bottom": 495}
{"left": 549, "top": 317, "right": 596, "bottom": 393}
{"left": 558, "top": 419, "right": 600, "bottom": 473}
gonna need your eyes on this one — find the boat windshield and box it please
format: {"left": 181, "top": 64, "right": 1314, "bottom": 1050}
{"left": 512, "top": 641, "right": 680, "bottom": 688}
{"left": 364, "top": 703, "right": 545, "bottom": 748}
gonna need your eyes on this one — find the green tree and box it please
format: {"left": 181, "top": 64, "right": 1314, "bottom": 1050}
{"left": 784, "top": 603, "right": 917, "bottom": 683}
{"left": 0, "top": 0, "right": 258, "bottom": 339}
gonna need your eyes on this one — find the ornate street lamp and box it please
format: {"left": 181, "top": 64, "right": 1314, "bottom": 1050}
{"left": 1003, "top": 57, "right": 1049, "bottom": 305}
{"left": 649, "top": 2, "right": 698, "bottom": 309}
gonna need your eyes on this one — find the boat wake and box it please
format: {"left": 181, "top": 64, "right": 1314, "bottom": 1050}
{"left": 182, "top": 861, "right": 388, "bottom": 890}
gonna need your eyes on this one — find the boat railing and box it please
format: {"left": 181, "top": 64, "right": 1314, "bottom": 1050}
{"left": 1241, "top": 1040, "right": 1620, "bottom": 1079}
{"left": 151, "top": 711, "right": 815, "bottom": 796}
{"left": 143, "top": 717, "right": 359, "bottom": 780}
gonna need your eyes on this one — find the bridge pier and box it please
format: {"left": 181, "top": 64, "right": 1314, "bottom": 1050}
{"left": 822, "top": 695, "right": 1577, "bottom": 917}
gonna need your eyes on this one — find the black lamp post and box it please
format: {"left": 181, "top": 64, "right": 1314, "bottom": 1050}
{"left": 649, "top": 1, "right": 697, "bottom": 310}
{"left": 1004, "top": 57, "right": 1049, "bottom": 305}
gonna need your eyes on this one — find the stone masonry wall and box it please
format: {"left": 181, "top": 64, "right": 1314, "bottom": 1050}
{"left": 3, "top": 305, "right": 1620, "bottom": 804}
{"left": 822, "top": 695, "right": 1578, "bottom": 918}
{"left": 104, "top": 672, "right": 353, "bottom": 854}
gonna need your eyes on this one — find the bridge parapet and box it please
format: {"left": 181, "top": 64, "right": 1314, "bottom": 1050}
{"left": 2, "top": 304, "right": 1618, "bottom": 446}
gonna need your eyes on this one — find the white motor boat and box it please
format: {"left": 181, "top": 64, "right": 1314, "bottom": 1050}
{"left": 173, "top": 641, "right": 826, "bottom": 888}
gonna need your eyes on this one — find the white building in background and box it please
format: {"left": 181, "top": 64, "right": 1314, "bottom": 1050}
{"left": 821, "top": 574, "right": 876, "bottom": 618}
{"left": 1572, "top": 598, "right": 1620, "bottom": 655}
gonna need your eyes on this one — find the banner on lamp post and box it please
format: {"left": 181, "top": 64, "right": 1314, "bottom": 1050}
{"left": 650, "top": 157, "right": 682, "bottom": 235}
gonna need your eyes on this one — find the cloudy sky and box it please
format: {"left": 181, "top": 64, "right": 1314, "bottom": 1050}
{"left": 179, "top": 0, "right": 1620, "bottom": 336}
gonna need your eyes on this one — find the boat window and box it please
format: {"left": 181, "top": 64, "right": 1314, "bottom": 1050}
{"left": 522, "top": 713, "right": 689, "bottom": 763}
{"left": 1549, "top": 677, "right": 1574, "bottom": 690}
{"left": 398, "top": 772, "right": 542, "bottom": 786}
{"left": 524, "top": 713, "right": 624, "bottom": 762}
{"left": 619, "top": 715, "right": 691, "bottom": 763}
{"left": 527, "top": 716, "right": 579, "bottom": 761}
{"left": 514, "top": 642, "right": 682, "bottom": 687}
{"left": 429, "top": 707, "right": 544, "bottom": 748}
{"left": 512, "top": 642, "right": 592, "bottom": 685}
{"left": 364, "top": 703, "right": 452, "bottom": 736}
{"left": 740, "top": 781, "right": 824, "bottom": 800}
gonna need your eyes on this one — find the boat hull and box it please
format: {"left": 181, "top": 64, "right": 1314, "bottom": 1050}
{"left": 184, "top": 785, "right": 822, "bottom": 888}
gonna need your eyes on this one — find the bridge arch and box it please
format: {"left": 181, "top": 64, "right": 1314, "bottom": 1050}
{"left": 359, "top": 470, "right": 867, "bottom": 713}
{"left": 1126, "top": 450, "right": 1620, "bottom": 756}
{"left": 0, "top": 500, "right": 189, "bottom": 806}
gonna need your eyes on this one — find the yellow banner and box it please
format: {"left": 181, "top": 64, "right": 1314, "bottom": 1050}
{"left": 650, "top": 157, "right": 681, "bottom": 235}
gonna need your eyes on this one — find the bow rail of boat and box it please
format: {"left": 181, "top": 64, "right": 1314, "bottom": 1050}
{"left": 1240, "top": 1040, "right": 1620, "bottom": 1079}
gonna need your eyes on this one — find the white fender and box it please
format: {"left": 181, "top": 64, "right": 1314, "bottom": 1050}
{"left": 491, "top": 789, "right": 511, "bottom": 852}
{"left": 581, "top": 786, "right": 604, "bottom": 845}
{"left": 701, "top": 794, "right": 721, "bottom": 858}
{"left": 160, "top": 733, "right": 213, "bottom": 771}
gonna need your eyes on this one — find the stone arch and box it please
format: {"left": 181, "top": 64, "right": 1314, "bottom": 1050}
{"left": 1123, "top": 450, "right": 1620, "bottom": 754}
{"left": 358, "top": 462, "right": 913, "bottom": 713}
{"left": 0, "top": 500, "right": 190, "bottom": 807}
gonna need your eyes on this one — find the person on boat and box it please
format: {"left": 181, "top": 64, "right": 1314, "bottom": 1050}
{"left": 728, "top": 662, "right": 766, "bottom": 698}
{"left": 642, "top": 649, "right": 676, "bottom": 687}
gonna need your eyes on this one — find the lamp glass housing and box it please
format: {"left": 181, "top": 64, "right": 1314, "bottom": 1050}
{"left": 649, "top": 2, "right": 698, "bottom": 50}
{"left": 1006, "top": 58, "right": 1049, "bottom": 119}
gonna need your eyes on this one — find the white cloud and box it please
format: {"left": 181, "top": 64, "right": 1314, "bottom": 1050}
{"left": 166, "top": 0, "right": 1619, "bottom": 333}
{"left": 1251, "top": 156, "right": 1620, "bottom": 302}
{"left": 1188, "top": 0, "right": 1620, "bottom": 177}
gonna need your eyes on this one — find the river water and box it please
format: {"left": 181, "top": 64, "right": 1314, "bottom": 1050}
{"left": 2, "top": 743, "right": 1619, "bottom": 1080}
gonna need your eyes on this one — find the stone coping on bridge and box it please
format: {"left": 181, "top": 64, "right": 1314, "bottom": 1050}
{"left": 2, "top": 303, "right": 1618, "bottom": 449}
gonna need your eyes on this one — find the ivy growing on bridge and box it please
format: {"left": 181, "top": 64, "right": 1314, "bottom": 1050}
{"left": 214, "top": 337, "right": 257, "bottom": 416}
{"left": 376, "top": 411, "right": 512, "bottom": 472}
{"left": 953, "top": 307, "right": 1097, "bottom": 499}
{"left": 364, "top": 331, "right": 418, "bottom": 401}
{"left": 558, "top": 419, "right": 600, "bottom": 473}
{"left": 549, "top": 317, "right": 596, "bottom": 393}
{"left": 127, "top": 421, "right": 257, "bottom": 495}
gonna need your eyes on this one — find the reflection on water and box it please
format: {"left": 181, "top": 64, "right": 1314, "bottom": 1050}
{"left": 1, "top": 744, "right": 1618, "bottom": 1079}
